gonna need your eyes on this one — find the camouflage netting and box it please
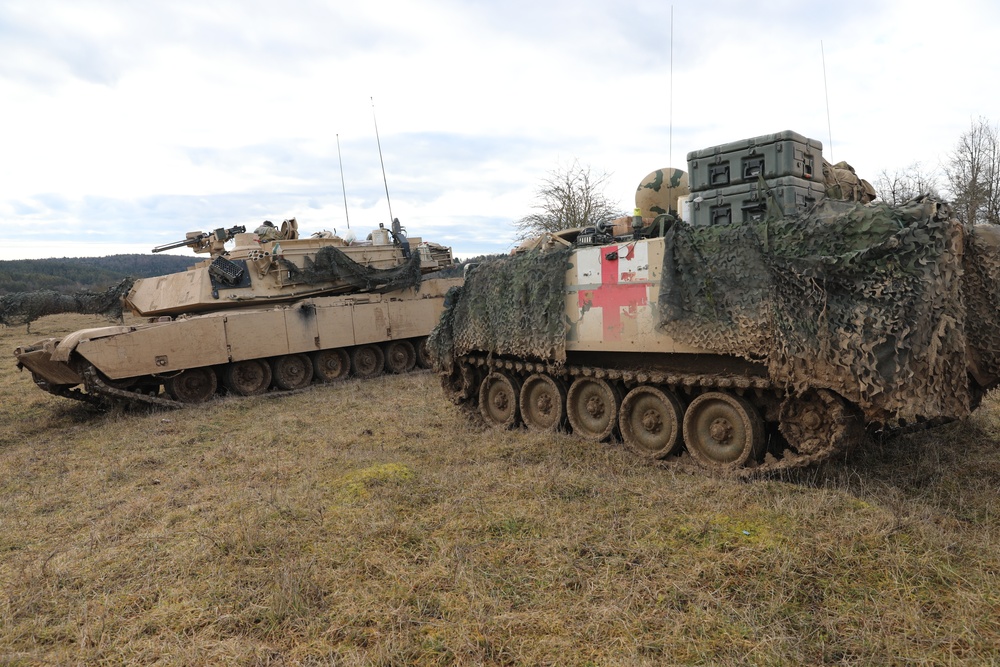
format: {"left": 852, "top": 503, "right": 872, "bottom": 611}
{"left": 427, "top": 286, "right": 463, "bottom": 372}
{"left": 428, "top": 248, "right": 573, "bottom": 371}
{"left": 961, "top": 225, "right": 1000, "bottom": 388}
{"left": 278, "top": 245, "right": 422, "bottom": 293}
{"left": 0, "top": 278, "right": 134, "bottom": 328}
{"left": 430, "top": 189, "right": 1000, "bottom": 427}
{"left": 659, "top": 196, "right": 971, "bottom": 424}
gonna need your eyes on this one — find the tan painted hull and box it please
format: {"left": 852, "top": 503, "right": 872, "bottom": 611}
{"left": 17, "top": 277, "right": 461, "bottom": 388}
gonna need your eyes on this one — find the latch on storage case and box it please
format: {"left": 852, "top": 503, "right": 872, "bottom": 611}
{"left": 709, "top": 162, "right": 731, "bottom": 187}
{"left": 742, "top": 155, "right": 765, "bottom": 180}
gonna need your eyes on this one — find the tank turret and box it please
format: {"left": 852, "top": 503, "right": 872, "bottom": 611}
{"left": 127, "top": 218, "right": 454, "bottom": 317}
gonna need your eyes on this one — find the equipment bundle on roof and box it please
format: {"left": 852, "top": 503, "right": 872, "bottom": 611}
{"left": 686, "top": 130, "right": 825, "bottom": 227}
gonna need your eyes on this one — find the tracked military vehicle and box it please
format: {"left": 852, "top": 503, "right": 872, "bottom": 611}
{"left": 15, "top": 218, "right": 461, "bottom": 408}
{"left": 431, "top": 131, "right": 1000, "bottom": 476}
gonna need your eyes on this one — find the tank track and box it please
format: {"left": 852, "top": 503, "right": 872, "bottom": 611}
{"left": 38, "top": 357, "right": 429, "bottom": 412}
{"left": 81, "top": 367, "right": 346, "bottom": 410}
{"left": 31, "top": 366, "right": 196, "bottom": 410}
{"left": 444, "top": 354, "right": 865, "bottom": 479}
{"left": 31, "top": 372, "right": 127, "bottom": 409}
{"left": 22, "top": 334, "right": 435, "bottom": 412}
{"left": 81, "top": 366, "right": 187, "bottom": 409}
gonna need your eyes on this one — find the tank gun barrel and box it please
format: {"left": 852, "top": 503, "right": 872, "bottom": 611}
{"left": 152, "top": 233, "right": 208, "bottom": 253}
{"left": 151, "top": 225, "right": 246, "bottom": 254}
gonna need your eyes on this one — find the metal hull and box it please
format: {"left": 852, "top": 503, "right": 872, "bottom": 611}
{"left": 16, "top": 277, "right": 461, "bottom": 403}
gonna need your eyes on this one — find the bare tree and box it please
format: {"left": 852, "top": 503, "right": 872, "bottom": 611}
{"left": 945, "top": 117, "right": 1000, "bottom": 224}
{"left": 873, "top": 162, "right": 941, "bottom": 206}
{"left": 514, "top": 161, "right": 625, "bottom": 240}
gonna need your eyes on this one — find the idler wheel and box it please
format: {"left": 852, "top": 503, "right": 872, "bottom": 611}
{"left": 222, "top": 359, "right": 272, "bottom": 396}
{"left": 271, "top": 354, "right": 314, "bottom": 390}
{"left": 620, "top": 385, "right": 684, "bottom": 459}
{"left": 479, "top": 372, "right": 522, "bottom": 428}
{"left": 383, "top": 340, "right": 417, "bottom": 374}
{"left": 682, "top": 391, "right": 764, "bottom": 471}
{"left": 779, "top": 388, "right": 863, "bottom": 458}
{"left": 566, "top": 378, "right": 621, "bottom": 441}
{"left": 519, "top": 374, "right": 567, "bottom": 432}
{"left": 351, "top": 345, "right": 385, "bottom": 378}
{"left": 313, "top": 349, "right": 350, "bottom": 382}
{"left": 166, "top": 367, "right": 218, "bottom": 403}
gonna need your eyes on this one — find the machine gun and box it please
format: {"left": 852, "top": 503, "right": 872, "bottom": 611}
{"left": 152, "top": 225, "right": 246, "bottom": 256}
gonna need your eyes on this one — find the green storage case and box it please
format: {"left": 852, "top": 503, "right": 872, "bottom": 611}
{"left": 687, "top": 130, "right": 823, "bottom": 193}
{"left": 689, "top": 175, "right": 826, "bottom": 227}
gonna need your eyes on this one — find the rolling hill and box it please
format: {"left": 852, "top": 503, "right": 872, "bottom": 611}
{"left": 0, "top": 254, "right": 199, "bottom": 295}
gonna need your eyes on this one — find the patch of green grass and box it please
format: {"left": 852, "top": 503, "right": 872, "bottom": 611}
{"left": 336, "top": 462, "right": 416, "bottom": 502}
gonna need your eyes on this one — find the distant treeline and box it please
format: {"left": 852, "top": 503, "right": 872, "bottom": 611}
{"left": 0, "top": 255, "right": 199, "bottom": 295}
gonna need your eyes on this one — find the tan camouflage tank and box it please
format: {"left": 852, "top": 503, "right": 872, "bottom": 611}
{"left": 15, "top": 218, "right": 461, "bottom": 408}
{"left": 430, "top": 131, "right": 1000, "bottom": 476}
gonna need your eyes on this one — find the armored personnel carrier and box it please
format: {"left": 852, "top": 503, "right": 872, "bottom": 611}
{"left": 15, "top": 218, "right": 461, "bottom": 408}
{"left": 431, "top": 131, "right": 1000, "bottom": 475}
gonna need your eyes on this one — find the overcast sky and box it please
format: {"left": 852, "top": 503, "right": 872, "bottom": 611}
{"left": 3, "top": 0, "right": 999, "bottom": 260}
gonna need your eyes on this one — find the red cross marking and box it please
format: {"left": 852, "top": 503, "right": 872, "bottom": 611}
{"left": 577, "top": 245, "right": 648, "bottom": 342}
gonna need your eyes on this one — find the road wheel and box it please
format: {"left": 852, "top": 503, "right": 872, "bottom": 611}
{"left": 566, "top": 377, "right": 621, "bottom": 441}
{"left": 351, "top": 345, "right": 385, "bottom": 378}
{"left": 519, "top": 374, "right": 567, "bottom": 432}
{"left": 415, "top": 337, "right": 433, "bottom": 369}
{"left": 479, "top": 372, "right": 522, "bottom": 428}
{"left": 222, "top": 359, "right": 272, "bottom": 396}
{"left": 313, "top": 349, "right": 350, "bottom": 382}
{"left": 682, "top": 391, "right": 764, "bottom": 471}
{"left": 271, "top": 354, "right": 314, "bottom": 390}
{"left": 166, "top": 367, "right": 218, "bottom": 403}
{"left": 620, "top": 385, "right": 684, "bottom": 459}
{"left": 383, "top": 340, "right": 416, "bottom": 374}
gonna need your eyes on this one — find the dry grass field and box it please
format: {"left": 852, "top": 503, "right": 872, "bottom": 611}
{"left": 2, "top": 314, "right": 1000, "bottom": 666}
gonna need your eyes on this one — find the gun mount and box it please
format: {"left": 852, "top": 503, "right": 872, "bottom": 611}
{"left": 152, "top": 225, "right": 247, "bottom": 257}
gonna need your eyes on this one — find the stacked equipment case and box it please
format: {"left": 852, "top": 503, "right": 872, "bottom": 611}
{"left": 686, "top": 130, "right": 825, "bottom": 227}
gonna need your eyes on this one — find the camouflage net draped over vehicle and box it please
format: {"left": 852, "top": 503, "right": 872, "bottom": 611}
{"left": 428, "top": 249, "right": 573, "bottom": 370}
{"left": 278, "top": 245, "right": 422, "bottom": 293}
{"left": 659, "top": 196, "right": 970, "bottom": 425}
{"left": 0, "top": 278, "right": 134, "bottom": 327}
{"left": 961, "top": 225, "right": 1000, "bottom": 387}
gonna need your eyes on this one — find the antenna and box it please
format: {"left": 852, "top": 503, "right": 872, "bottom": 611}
{"left": 336, "top": 133, "right": 350, "bottom": 229}
{"left": 821, "top": 40, "right": 833, "bottom": 161}
{"left": 669, "top": 5, "right": 673, "bottom": 167}
{"left": 371, "top": 96, "right": 394, "bottom": 224}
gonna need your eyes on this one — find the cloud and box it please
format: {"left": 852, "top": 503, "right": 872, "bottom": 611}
{"left": 2, "top": 0, "right": 1000, "bottom": 260}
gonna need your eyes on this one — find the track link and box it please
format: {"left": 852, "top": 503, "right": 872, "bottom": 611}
{"left": 443, "top": 354, "right": 867, "bottom": 478}
{"left": 82, "top": 366, "right": 187, "bottom": 409}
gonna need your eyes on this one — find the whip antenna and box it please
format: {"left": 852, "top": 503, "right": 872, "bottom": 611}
{"left": 669, "top": 5, "right": 673, "bottom": 167}
{"left": 822, "top": 40, "right": 834, "bottom": 161}
{"left": 336, "top": 133, "right": 351, "bottom": 229}
{"left": 371, "top": 97, "right": 394, "bottom": 224}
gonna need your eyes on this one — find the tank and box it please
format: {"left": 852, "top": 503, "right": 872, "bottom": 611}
{"left": 14, "top": 217, "right": 462, "bottom": 408}
{"left": 429, "top": 136, "right": 1000, "bottom": 477}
